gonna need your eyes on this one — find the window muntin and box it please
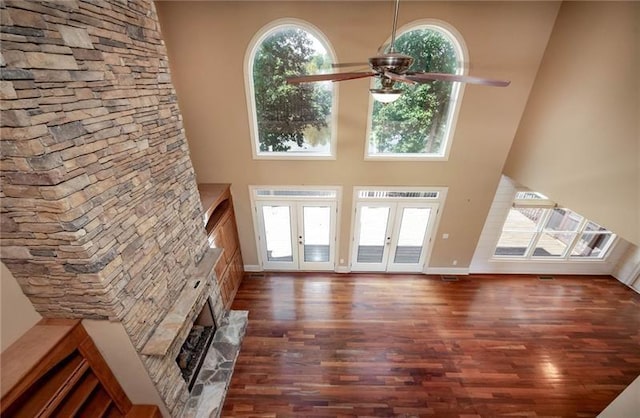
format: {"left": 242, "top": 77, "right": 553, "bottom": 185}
{"left": 247, "top": 21, "right": 336, "bottom": 159}
{"left": 494, "top": 200, "right": 616, "bottom": 260}
{"left": 570, "top": 221, "right": 615, "bottom": 258}
{"left": 494, "top": 207, "right": 544, "bottom": 256}
{"left": 366, "top": 24, "right": 463, "bottom": 159}
{"left": 532, "top": 208, "right": 582, "bottom": 258}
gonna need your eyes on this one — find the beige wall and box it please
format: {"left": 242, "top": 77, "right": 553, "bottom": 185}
{"left": 82, "top": 319, "right": 170, "bottom": 417}
{"left": 598, "top": 375, "right": 640, "bottom": 418}
{"left": 1, "top": 262, "right": 41, "bottom": 351}
{"left": 504, "top": 1, "right": 640, "bottom": 246}
{"left": 156, "top": 1, "right": 559, "bottom": 268}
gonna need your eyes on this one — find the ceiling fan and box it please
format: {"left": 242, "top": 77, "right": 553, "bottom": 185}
{"left": 286, "top": 0, "right": 510, "bottom": 103}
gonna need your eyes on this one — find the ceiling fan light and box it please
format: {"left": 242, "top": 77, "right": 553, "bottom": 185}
{"left": 370, "top": 88, "right": 403, "bottom": 103}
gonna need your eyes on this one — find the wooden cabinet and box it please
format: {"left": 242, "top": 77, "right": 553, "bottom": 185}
{"left": 0, "top": 319, "right": 161, "bottom": 418}
{"left": 197, "top": 183, "right": 244, "bottom": 310}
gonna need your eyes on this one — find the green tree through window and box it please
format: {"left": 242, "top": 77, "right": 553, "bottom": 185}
{"left": 369, "top": 27, "right": 460, "bottom": 157}
{"left": 252, "top": 27, "right": 333, "bottom": 154}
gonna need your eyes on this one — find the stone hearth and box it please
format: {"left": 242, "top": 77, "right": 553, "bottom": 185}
{"left": 184, "top": 310, "right": 248, "bottom": 418}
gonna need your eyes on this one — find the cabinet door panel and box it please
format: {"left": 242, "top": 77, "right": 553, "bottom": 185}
{"left": 222, "top": 216, "right": 239, "bottom": 260}
{"left": 214, "top": 255, "right": 226, "bottom": 283}
{"left": 220, "top": 267, "right": 232, "bottom": 308}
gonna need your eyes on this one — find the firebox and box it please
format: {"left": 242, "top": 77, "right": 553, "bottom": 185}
{"left": 176, "top": 296, "right": 217, "bottom": 391}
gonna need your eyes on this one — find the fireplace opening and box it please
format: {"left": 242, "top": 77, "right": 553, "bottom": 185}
{"left": 176, "top": 297, "right": 217, "bottom": 391}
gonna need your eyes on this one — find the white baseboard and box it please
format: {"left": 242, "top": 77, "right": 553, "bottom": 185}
{"left": 243, "top": 264, "right": 262, "bottom": 272}
{"left": 334, "top": 266, "right": 350, "bottom": 274}
{"left": 425, "top": 267, "right": 470, "bottom": 275}
{"left": 470, "top": 260, "right": 614, "bottom": 276}
{"left": 616, "top": 263, "right": 640, "bottom": 287}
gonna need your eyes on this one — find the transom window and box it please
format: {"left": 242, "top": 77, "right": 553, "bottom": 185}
{"left": 245, "top": 20, "right": 336, "bottom": 159}
{"left": 494, "top": 193, "right": 616, "bottom": 260}
{"left": 366, "top": 23, "right": 464, "bottom": 160}
{"left": 358, "top": 190, "right": 439, "bottom": 200}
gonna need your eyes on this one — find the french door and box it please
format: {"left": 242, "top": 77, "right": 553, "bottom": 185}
{"left": 351, "top": 201, "right": 438, "bottom": 272}
{"left": 255, "top": 198, "right": 337, "bottom": 271}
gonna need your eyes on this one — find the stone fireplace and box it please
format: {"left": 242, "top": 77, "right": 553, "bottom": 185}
{"left": 0, "top": 0, "right": 239, "bottom": 415}
{"left": 177, "top": 296, "right": 217, "bottom": 391}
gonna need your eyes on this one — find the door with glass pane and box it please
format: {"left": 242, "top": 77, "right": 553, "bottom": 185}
{"left": 351, "top": 203, "right": 395, "bottom": 272}
{"left": 299, "top": 203, "right": 336, "bottom": 270}
{"left": 257, "top": 202, "right": 299, "bottom": 270}
{"left": 256, "top": 201, "right": 336, "bottom": 271}
{"left": 387, "top": 203, "right": 437, "bottom": 272}
{"left": 351, "top": 202, "right": 437, "bottom": 272}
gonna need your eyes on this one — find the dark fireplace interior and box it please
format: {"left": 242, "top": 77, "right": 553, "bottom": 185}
{"left": 176, "top": 297, "right": 217, "bottom": 391}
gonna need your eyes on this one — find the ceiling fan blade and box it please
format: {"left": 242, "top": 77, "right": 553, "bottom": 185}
{"left": 286, "top": 72, "right": 374, "bottom": 84}
{"left": 331, "top": 62, "right": 369, "bottom": 68}
{"left": 383, "top": 71, "right": 417, "bottom": 85}
{"left": 406, "top": 72, "right": 511, "bottom": 87}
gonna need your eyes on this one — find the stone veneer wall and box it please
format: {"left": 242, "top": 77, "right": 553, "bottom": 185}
{"left": 0, "top": 0, "right": 214, "bottom": 414}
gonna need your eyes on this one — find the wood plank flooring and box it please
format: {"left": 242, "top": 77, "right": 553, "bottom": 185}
{"left": 224, "top": 273, "right": 640, "bottom": 417}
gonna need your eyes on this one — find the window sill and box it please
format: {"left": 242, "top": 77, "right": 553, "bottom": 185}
{"left": 253, "top": 153, "right": 336, "bottom": 161}
{"left": 364, "top": 154, "right": 449, "bottom": 162}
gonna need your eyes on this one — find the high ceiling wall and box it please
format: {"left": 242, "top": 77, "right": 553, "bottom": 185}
{"left": 504, "top": 1, "right": 640, "bottom": 247}
{"left": 155, "top": 0, "right": 560, "bottom": 269}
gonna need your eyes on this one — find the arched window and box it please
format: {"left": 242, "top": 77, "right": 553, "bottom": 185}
{"left": 366, "top": 22, "right": 465, "bottom": 159}
{"left": 245, "top": 20, "right": 337, "bottom": 159}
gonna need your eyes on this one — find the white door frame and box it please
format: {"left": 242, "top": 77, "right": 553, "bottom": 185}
{"left": 349, "top": 186, "right": 448, "bottom": 273}
{"left": 351, "top": 201, "right": 397, "bottom": 272}
{"left": 255, "top": 200, "right": 300, "bottom": 271}
{"left": 297, "top": 200, "right": 338, "bottom": 270}
{"left": 386, "top": 202, "right": 440, "bottom": 273}
{"left": 250, "top": 185, "right": 341, "bottom": 271}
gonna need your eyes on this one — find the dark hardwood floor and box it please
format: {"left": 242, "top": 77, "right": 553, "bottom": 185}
{"left": 224, "top": 273, "right": 640, "bottom": 417}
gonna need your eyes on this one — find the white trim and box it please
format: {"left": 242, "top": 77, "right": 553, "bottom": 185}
{"left": 244, "top": 18, "right": 338, "bottom": 160}
{"left": 629, "top": 263, "right": 640, "bottom": 287}
{"left": 425, "top": 267, "right": 470, "bottom": 276}
{"left": 364, "top": 19, "right": 467, "bottom": 161}
{"left": 335, "top": 265, "right": 351, "bottom": 274}
{"left": 349, "top": 186, "right": 448, "bottom": 273}
{"left": 620, "top": 259, "right": 640, "bottom": 287}
{"left": 251, "top": 185, "right": 341, "bottom": 201}
{"left": 243, "top": 264, "right": 262, "bottom": 272}
{"left": 248, "top": 185, "right": 342, "bottom": 271}
{"left": 471, "top": 260, "right": 618, "bottom": 276}
{"left": 613, "top": 242, "right": 640, "bottom": 289}
{"left": 255, "top": 200, "right": 300, "bottom": 271}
